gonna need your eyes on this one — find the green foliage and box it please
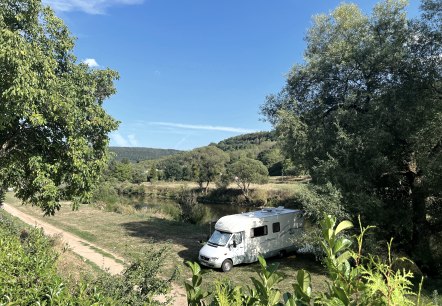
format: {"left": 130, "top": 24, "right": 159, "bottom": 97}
{"left": 177, "top": 187, "right": 211, "bottom": 224}
{"left": 293, "top": 183, "right": 347, "bottom": 223}
{"left": 0, "top": 0, "right": 119, "bottom": 215}
{"left": 185, "top": 261, "right": 210, "bottom": 306}
{"left": 92, "top": 181, "right": 119, "bottom": 205}
{"left": 262, "top": 0, "right": 442, "bottom": 273}
{"left": 212, "top": 279, "right": 244, "bottom": 306}
{"left": 109, "top": 147, "right": 181, "bottom": 162}
{"left": 228, "top": 157, "right": 269, "bottom": 197}
{"left": 190, "top": 147, "right": 230, "bottom": 193}
{"left": 92, "top": 247, "right": 174, "bottom": 305}
{"left": 249, "top": 256, "right": 284, "bottom": 306}
{"left": 216, "top": 132, "right": 277, "bottom": 152}
{"left": 185, "top": 214, "right": 432, "bottom": 305}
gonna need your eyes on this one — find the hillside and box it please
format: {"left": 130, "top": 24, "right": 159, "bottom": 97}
{"left": 109, "top": 147, "right": 181, "bottom": 162}
{"left": 215, "top": 131, "right": 276, "bottom": 151}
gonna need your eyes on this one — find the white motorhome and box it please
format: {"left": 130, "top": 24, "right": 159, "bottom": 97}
{"left": 198, "top": 207, "right": 304, "bottom": 272}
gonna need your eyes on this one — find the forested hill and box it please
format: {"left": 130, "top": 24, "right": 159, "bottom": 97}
{"left": 215, "top": 131, "right": 276, "bottom": 151}
{"left": 109, "top": 147, "right": 181, "bottom": 161}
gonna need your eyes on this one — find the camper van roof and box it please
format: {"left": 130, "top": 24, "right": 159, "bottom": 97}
{"left": 214, "top": 207, "right": 302, "bottom": 233}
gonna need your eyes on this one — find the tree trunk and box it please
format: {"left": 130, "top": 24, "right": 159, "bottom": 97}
{"left": 405, "top": 159, "right": 434, "bottom": 273}
{"left": 410, "top": 183, "right": 434, "bottom": 273}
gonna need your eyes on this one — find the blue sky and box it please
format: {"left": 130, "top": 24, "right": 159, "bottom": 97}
{"left": 44, "top": 0, "right": 420, "bottom": 150}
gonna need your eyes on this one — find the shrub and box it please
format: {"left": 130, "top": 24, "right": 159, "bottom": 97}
{"left": 176, "top": 187, "right": 211, "bottom": 224}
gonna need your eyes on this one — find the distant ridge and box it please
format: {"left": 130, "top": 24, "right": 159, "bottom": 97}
{"left": 109, "top": 147, "right": 181, "bottom": 162}
{"left": 216, "top": 131, "right": 276, "bottom": 151}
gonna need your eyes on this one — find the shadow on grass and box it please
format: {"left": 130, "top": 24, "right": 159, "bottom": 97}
{"left": 198, "top": 251, "right": 326, "bottom": 278}
{"left": 121, "top": 217, "right": 208, "bottom": 262}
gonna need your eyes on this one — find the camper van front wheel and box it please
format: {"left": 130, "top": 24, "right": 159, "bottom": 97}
{"left": 221, "top": 259, "right": 233, "bottom": 272}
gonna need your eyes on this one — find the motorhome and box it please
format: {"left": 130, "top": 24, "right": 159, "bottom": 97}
{"left": 198, "top": 207, "right": 304, "bottom": 272}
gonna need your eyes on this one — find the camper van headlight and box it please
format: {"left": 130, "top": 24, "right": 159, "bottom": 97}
{"left": 210, "top": 257, "right": 218, "bottom": 262}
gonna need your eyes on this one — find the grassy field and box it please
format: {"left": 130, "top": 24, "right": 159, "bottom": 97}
{"left": 4, "top": 191, "right": 329, "bottom": 294}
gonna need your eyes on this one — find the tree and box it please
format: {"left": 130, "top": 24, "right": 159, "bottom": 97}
{"left": 190, "top": 147, "right": 229, "bottom": 194}
{"left": 228, "top": 158, "right": 268, "bottom": 198}
{"left": 257, "top": 147, "right": 284, "bottom": 176}
{"left": 0, "top": 0, "right": 119, "bottom": 215}
{"left": 262, "top": 0, "right": 442, "bottom": 272}
{"left": 108, "top": 160, "right": 133, "bottom": 182}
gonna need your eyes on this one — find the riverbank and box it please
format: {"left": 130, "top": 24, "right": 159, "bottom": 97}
{"left": 108, "top": 176, "right": 311, "bottom": 208}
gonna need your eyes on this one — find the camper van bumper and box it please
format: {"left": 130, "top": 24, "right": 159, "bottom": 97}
{"left": 198, "top": 255, "right": 222, "bottom": 268}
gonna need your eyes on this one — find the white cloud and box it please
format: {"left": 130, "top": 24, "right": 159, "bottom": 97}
{"left": 82, "top": 58, "right": 99, "bottom": 68}
{"left": 43, "top": 0, "right": 143, "bottom": 14}
{"left": 150, "top": 122, "right": 258, "bottom": 134}
{"left": 110, "top": 133, "right": 140, "bottom": 147}
{"left": 110, "top": 132, "right": 129, "bottom": 147}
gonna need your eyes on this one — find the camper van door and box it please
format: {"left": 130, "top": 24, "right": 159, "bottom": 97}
{"left": 230, "top": 232, "right": 245, "bottom": 265}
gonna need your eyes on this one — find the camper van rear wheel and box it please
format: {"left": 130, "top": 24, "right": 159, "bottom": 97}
{"left": 221, "top": 259, "right": 233, "bottom": 272}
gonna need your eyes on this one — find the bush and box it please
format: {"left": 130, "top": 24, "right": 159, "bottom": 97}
{"left": 249, "top": 189, "right": 268, "bottom": 206}
{"left": 91, "top": 247, "right": 174, "bottom": 305}
{"left": 292, "top": 182, "right": 348, "bottom": 222}
{"left": 176, "top": 187, "right": 211, "bottom": 224}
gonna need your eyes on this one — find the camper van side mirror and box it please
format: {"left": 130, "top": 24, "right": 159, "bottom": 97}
{"left": 232, "top": 240, "right": 237, "bottom": 248}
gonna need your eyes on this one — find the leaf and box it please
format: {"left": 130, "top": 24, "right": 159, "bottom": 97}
{"left": 258, "top": 255, "right": 267, "bottom": 268}
{"left": 335, "top": 220, "right": 353, "bottom": 235}
{"left": 333, "top": 286, "right": 349, "bottom": 305}
{"left": 336, "top": 250, "right": 352, "bottom": 266}
{"left": 333, "top": 238, "right": 352, "bottom": 254}
{"left": 296, "top": 269, "right": 311, "bottom": 295}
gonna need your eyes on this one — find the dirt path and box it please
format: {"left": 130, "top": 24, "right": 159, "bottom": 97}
{"left": 2, "top": 203, "right": 187, "bottom": 305}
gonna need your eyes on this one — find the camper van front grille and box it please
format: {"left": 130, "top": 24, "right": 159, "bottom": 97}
{"left": 200, "top": 255, "right": 210, "bottom": 261}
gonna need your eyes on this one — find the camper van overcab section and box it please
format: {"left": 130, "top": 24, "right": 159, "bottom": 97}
{"left": 198, "top": 207, "right": 304, "bottom": 272}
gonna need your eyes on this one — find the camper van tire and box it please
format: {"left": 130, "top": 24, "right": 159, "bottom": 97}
{"left": 221, "top": 259, "right": 233, "bottom": 272}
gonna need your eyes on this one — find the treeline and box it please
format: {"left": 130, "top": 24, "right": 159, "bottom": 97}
{"left": 103, "top": 145, "right": 270, "bottom": 199}
{"left": 109, "top": 146, "right": 181, "bottom": 162}
{"left": 104, "top": 132, "right": 289, "bottom": 185}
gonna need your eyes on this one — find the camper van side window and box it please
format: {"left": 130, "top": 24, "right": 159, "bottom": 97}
{"left": 272, "top": 222, "right": 280, "bottom": 233}
{"left": 251, "top": 225, "right": 268, "bottom": 238}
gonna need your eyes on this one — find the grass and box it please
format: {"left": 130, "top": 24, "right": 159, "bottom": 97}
{"left": 4, "top": 191, "right": 329, "bottom": 294}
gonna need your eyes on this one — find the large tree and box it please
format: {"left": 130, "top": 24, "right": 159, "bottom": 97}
{"left": 0, "top": 0, "right": 119, "bottom": 215}
{"left": 262, "top": 0, "right": 442, "bottom": 272}
{"left": 228, "top": 157, "right": 268, "bottom": 198}
{"left": 190, "top": 146, "right": 229, "bottom": 194}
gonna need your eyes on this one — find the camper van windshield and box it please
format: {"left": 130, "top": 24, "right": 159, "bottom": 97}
{"left": 208, "top": 230, "right": 232, "bottom": 246}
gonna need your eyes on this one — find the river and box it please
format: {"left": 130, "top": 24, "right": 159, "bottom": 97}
{"left": 122, "top": 195, "right": 255, "bottom": 222}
